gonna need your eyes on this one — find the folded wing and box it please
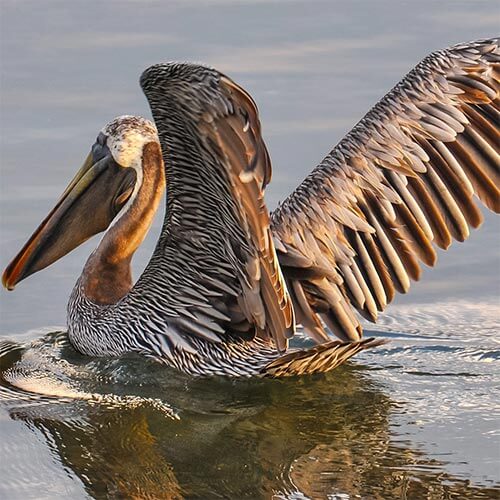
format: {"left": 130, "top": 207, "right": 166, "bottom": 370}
{"left": 139, "top": 64, "right": 294, "bottom": 354}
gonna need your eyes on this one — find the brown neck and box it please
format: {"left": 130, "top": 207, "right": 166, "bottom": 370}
{"left": 81, "top": 141, "right": 165, "bottom": 305}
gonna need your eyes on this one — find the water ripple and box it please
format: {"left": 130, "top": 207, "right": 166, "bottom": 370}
{"left": 0, "top": 305, "right": 498, "bottom": 497}
{"left": 0, "top": 332, "right": 178, "bottom": 419}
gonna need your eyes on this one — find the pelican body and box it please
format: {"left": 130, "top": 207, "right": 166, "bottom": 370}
{"left": 3, "top": 38, "right": 499, "bottom": 377}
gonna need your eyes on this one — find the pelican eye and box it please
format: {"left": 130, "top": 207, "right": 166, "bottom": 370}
{"left": 97, "top": 132, "right": 107, "bottom": 146}
{"left": 91, "top": 134, "right": 110, "bottom": 162}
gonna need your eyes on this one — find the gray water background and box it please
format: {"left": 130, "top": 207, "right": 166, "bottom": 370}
{"left": 0, "top": 1, "right": 499, "bottom": 498}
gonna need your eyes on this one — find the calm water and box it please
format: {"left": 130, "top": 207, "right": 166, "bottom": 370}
{"left": 0, "top": 1, "right": 499, "bottom": 498}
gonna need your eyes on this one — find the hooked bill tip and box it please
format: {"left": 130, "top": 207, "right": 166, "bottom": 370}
{"left": 2, "top": 268, "right": 17, "bottom": 291}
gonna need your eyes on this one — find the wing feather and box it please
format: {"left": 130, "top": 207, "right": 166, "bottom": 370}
{"left": 140, "top": 64, "right": 294, "bottom": 353}
{"left": 271, "top": 38, "right": 500, "bottom": 342}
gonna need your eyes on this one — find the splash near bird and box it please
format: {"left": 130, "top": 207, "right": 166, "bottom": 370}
{"left": 3, "top": 39, "right": 499, "bottom": 377}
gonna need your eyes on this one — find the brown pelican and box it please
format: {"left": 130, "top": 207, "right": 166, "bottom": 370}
{"left": 2, "top": 38, "right": 499, "bottom": 377}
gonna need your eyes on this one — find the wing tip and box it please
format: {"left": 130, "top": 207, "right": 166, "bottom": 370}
{"left": 261, "top": 336, "right": 388, "bottom": 377}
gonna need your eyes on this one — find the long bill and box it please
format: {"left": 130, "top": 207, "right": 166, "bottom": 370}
{"left": 2, "top": 152, "right": 136, "bottom": 290}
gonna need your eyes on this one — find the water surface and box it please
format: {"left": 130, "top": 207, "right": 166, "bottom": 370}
{"left": 1, "top": 1, "right": 499, "bottom": 498}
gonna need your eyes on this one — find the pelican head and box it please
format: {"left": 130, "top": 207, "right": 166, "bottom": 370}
{"left": 2, "top": 115, "right": 159, "bottom": 290}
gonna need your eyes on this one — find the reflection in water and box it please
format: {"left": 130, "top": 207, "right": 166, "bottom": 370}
{"left": 1, "top": 331, "right": 497, "bottom": 499}
{"left": 1, "top": 1, "right": 499, "bottom": 497}
{"left": 13, "top": 409, "right": 182, "bottom": 499}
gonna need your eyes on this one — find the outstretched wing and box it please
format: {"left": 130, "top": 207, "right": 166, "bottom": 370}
{"left": 271, "top": 38, "right": 499, "bottom": 343}
{"left": 138, "top": 63, "right": 294, "bottom": 354}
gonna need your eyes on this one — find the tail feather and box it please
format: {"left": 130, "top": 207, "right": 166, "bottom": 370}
{"left": 261, "top": 337, "right": 387, "bottom": 377}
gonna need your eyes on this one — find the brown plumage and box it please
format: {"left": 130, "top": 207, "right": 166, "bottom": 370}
{"left": 3, "top": 39, "right": 499, "bottom": 377}
{"left": 262, "top": 338, "right": 387, "bottom": 377}
{"left": 271, "top": 38, "right": 499, "bottom": 344}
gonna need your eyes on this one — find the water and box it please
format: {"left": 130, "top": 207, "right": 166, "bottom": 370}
{"left": 0, "top": 1, "right": 499, "bottom": 498}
